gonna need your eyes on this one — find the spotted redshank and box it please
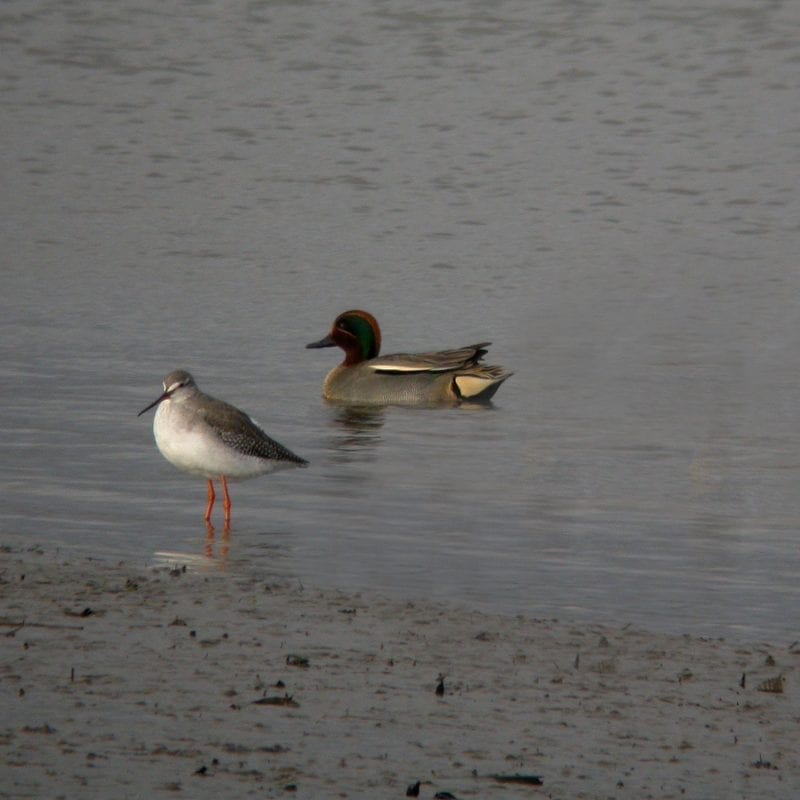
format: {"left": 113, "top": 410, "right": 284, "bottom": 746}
{"left": 138, "top": 369, "right": 307, "bottom": 526}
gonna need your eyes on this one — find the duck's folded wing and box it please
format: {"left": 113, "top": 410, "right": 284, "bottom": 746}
{"left": 367, "top": 343, "right": 491, "bottom": 374}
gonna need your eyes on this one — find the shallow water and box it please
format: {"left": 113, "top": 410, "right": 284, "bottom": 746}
{"left": 3, "top": 0, "right": 800, "bottom": 641}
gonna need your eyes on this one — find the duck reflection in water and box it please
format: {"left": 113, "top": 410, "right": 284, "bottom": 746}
{"left": 328, "top": 405, "right": 386, "bottom": 463}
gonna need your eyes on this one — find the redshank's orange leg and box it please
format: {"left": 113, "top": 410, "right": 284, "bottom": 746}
{"left": 221, "top": 475, "right": 232, "bottom": 524}
{"left": 204, "top": 479, "right": 216, "bottom": 522}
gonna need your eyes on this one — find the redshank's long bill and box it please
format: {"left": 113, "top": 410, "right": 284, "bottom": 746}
{"left": 138, "top": 369, "right": 307, "bottom": 527}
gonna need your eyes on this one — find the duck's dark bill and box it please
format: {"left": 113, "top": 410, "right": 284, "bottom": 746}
{"left": 306, "top": 335, "right": 336, "bottom": 349}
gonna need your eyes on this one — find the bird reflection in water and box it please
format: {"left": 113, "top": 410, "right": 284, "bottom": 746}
{"left": 204, "top": 522, "right": 230, "bottom": 565}
{"left": 328, "top": 405, "right": 386, "bottom": 462}
{"left": 153, "top": 530, "right": 229, "bottom": 573}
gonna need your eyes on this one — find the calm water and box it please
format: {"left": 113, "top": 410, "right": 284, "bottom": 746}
{"left": 3, "top": 0, "right": 800, "bottom": 642}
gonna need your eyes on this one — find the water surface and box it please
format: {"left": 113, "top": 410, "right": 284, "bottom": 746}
{"left": 3, "top": 0, "right": 800, "bottom": 642}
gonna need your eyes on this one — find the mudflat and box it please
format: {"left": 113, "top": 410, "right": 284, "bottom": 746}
{"left": 1, "top": 544, "right": 797, "bottom": 799}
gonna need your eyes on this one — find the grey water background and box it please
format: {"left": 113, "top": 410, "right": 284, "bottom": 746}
{"left": 3, "top": 0, "right": 800, "bottom": 642}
